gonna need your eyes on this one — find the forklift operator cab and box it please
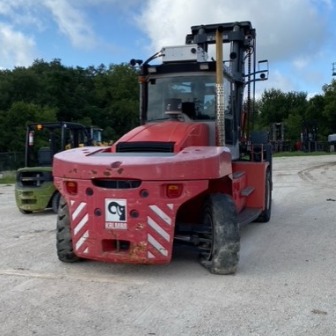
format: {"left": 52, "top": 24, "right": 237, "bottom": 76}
{"left": 147, "top": 75, "right": 219, "bottom": 122}
{"left": 150, "top": 74, "right": 234, "bottom": 151}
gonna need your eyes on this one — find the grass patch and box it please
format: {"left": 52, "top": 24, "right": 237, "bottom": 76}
{"left": 273, "top": 151, "right": 335, "bottom": 157}
{"left": 0, "top": 171, "right": 16, "bottom": 184}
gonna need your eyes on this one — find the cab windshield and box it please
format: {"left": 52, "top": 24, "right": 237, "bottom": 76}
{"left": 147, "top": 74, "right": 232, "bottom": 122}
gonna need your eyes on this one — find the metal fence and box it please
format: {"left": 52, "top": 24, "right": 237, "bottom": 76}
{"left": 271, "top": 141, "right": 330, "bottom": 153}
{"left": 0, "top": 152, "right": 24, "bottom": 171}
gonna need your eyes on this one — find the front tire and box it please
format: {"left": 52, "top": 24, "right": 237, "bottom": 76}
{"left": 255, "top": 168, "right": 272, "bottom": 223}
{"left": 56, "top": 196, "right": 81, "bottom": 263}
{"left": 199, "top": 194, "right": 240, "bottom": 275}
{"left": 19, "top": 209, "right": 33, "bottom": 214}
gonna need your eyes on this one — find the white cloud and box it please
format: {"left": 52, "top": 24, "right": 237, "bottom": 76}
{"left": 0, "top": 24, "right": 36, "bottom": 68}
{"left": 136, "top": 0, "right": 327, "bottom": 61}
{"left": 293, "top": 57, "right": 310, "bottom": 70}
{"left": 312, "top": 0, "right": 333, "bottom": 9}
{"left": 135, "top": 0, "right": 332, "bottom": 96}
{"left": 79, "top": 0, "right": 143, "bottom": 9}
{"left": 43, "top": 0, "right": 97, "bottom": 49}
{"left": 0, "top": 1, "right": 45, "bottom": 29}
{"left": 0, "top": 0, "right": 120, "bottom": 68}
{"left": 264, "top": 69, "right": 296, "bottom": 92}
{"left": 0, "top": 0, "right": 332, "bottom": 98}
{"left": 0, "top": 2, "right": 13, "bottom": 15}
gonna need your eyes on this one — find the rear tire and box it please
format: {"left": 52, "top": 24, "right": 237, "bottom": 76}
{"left": 51, "top": 192, "right": 61, "bottom": 214}
{"left": 255, "top": 168, "right": 272, "bottom": 223}
{"left": 199, "top": 194, "right": 240, "bottom": 275}
{"left": 56, "top": 196, "right": 81, "bottom": 263}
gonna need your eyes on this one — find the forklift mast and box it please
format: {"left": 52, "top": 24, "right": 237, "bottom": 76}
{"left": 136, "top": 21, "right": 268, "bottom": 159}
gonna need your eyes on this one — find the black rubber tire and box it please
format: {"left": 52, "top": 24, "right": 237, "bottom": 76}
{"left": 56, "top": 196, "right": 81, "bottom": 263}
{"left": 19, "top": 209, "right": 33, "bottom": 214}
{"left": 255, "top": 168, "right": 272, "bottom": 223}
{"left": 199, "top": 193, "right": 240, "bottom": 275}
{"left": 51, "top": 192, "right": 61, "bottom": 214}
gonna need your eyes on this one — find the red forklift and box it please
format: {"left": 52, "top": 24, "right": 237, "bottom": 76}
{"left": 53, "top": 21, "right": 271, "bottom": 274}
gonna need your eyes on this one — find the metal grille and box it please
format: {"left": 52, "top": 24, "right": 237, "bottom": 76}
{"left": 0, "top": 152, "right": 24, "bottom": 171}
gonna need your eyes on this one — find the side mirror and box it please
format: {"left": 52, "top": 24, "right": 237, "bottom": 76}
{"left": 257, "top": 59, "right": 269, "bottom": 81}
{"left": 244, "top": 59, "right": 269, "bottom": 84}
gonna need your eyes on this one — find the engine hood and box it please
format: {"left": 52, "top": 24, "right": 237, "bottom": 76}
{"left": 111, "top": 121, "right": 209, "bottom": 153}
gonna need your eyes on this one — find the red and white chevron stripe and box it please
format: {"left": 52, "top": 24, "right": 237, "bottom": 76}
{"left": 70, "top": 200, "right": 90, "bottom": 255}
{"left": 146, "top": 203, "right": 174, "bottom": 260}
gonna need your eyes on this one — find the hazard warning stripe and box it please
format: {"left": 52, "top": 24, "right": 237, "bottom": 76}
{"left": 147, "top": 216, "right": 170, "bottom": 242}
{"left": 74, "top": 213, "right": 89, "bottom": 236}
{"left": 146, "top": 203, "right": 175, "bottom": 260}
{"left": 72, "top": 202, "right": 86, "bottom": 220}
{"left": 147, "top": 234, "right": 168, "bottom": 257}
{"left": 70, "top": 200, "right": 90, "bottom": 254}
{"left": 149, "top": 205, "right": 172, "bottom": 225}
{"left": 76, "top": 230, "right": 89, "bottom": 250}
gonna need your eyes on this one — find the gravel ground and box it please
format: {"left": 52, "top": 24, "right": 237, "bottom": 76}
{"left": 0, "top": 155, "right": 335, "bottom": 336}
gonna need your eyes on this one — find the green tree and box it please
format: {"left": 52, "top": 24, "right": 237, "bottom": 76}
{"left": 257, "top": 89, "right": 309, "bottom": 144}
{"left": 0, "top": 102, "right": 57, "bottom": 152}
{"left": 93, "top": 64, "right": 139, "bottom": 139}
{"left": 0, "top": 60, "right": 139, "bottom": 151}
{"left": 284, "top": 113, "right": 303, "bottom": 144}
{"left": 322, "top": 80, "right": 336, "bottom": 134}
{"left": 258, "top": 89, "right": 290, "bottom": 126}
{"left": 305, "top": 94, "right": 326, "bottom": 140}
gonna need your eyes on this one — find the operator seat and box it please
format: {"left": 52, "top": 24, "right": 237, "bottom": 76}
{"left": 182, "top": 102, "right": 196, "bottom": 119}
{"left": 38, "top": 147, "right": 52, "bottom": 166}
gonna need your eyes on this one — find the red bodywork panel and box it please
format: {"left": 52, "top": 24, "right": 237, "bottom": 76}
{"left": 54, "top": 146, "right": 232, "bottom": 181}
{"left": 232, "top": 161, "right": 268, "bottom": 209}
{"left": 54, "top": 146, "right": 232, "bottom": 264}
{"left": 110, "top": 121, "right": 210, "bottom": 153}
{"left": 55, "top": 177, "right": 210, "bottom": 264}
{"left": 53, "top": 121, "right": 268, "bottom": 264}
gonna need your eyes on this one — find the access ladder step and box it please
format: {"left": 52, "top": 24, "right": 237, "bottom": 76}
{"left": 241, "top": 186, "right": 255, "bottom": 197}
{"left": 232, "top": 171, "right": 245, "bottom": 179}
{"left": 237, "top": 207, "right": 262, "bottom": 227}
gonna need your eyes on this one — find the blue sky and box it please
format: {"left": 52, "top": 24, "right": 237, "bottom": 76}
{"left": 0, "top": 0, "right": 335, "bottom": 98}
